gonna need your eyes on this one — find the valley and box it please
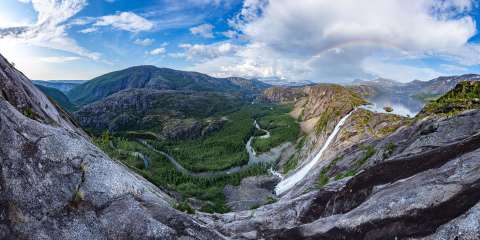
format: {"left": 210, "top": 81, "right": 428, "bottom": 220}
{"left": 46, "top": 66, "right": 302, "bottom": 213}
{"left": 91, "top": 103, "right": 299, "bottom": 213}
{"left": 30, "top": 64, "right": 479, "bottom": 216}
{"left": 2, "top": 52, "right": 480, "bottom": 239}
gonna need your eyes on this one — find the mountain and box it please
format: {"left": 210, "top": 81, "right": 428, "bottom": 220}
{"left": 35, "top": 84, "right": 77, "bottom": 112}
{"left": 68, "top": 66, "right": 270, "bottom": 106}
{"left": 74, "top": 89, "right": 243, "bottom": 138}
{"left": 349, "top": 74, "right": 480, "bottom": 116}
{"left": 351, "top": 74, "right": 480, "bottom": 97}
{"left": 33, "top": 80, "right": 86, "bottom": 93}
{"left": 405, "top": 74, "right": 480, "bottom": 97}
{"left": 351, "top": 77, "right": 403, "bottom": 88}
{"left": 2, "top": 50, "right": 480, "bottom": 240}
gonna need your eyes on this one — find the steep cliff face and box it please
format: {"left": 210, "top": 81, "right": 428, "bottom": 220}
{"left": 264, "top": 84, "right": 367, "bottom": 133}
{"left": 298, "top": 84, "right": 367, "bottom": 132}
{"left": 0, "top": 54, "right": 82, "bottom": 135}
{"left": 0, "top": 54, "right": 222, "bottom": 239}
{"left": 262, "top": 86, "right": 306, "bottom": 103}
{"left": 265, "top": 84, "right": 375, "bottom": 175}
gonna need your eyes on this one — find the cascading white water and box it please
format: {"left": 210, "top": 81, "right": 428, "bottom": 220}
{"left": 269, "top": 167, "right": 284, "bottom": 180}
{"left": 275, "top": 110, "right": 355, "bottom": 195}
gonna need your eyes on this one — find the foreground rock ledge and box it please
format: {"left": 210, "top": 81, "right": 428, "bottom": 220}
{"left": 0, "top": 96, "right": 223, "bottom": 239}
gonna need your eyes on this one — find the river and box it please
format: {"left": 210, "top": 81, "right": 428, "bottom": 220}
{"left": 137, "top": 119, "right": 290, "bottom": 177}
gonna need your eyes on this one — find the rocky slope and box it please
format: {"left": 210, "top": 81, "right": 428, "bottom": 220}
{"left": 0, "top": 54, "right": 223, "bottom": 239}
{"left": 74, "top": 88, "right": 242, "bottom": 139}
{"left": 0, "top": 54, "right": 83, "bottom": 136}
{"left": 203, "top": 86, "right": 480, "bottom": 240}
{"left": 68, "top": 65, "right": 270, "bottom": 106}
{"left": 262, "top": 86, "right": 306, "bottom": 103}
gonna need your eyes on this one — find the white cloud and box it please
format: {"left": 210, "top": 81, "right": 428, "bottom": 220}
{"left": 94, "top": 12, "right": 154, "bottom": 32}
{"left": 149, "top": 48, "right": 166, "bottom": 55}
{"left": 190, "top": 23, "right": 214, "bottom": 38}
{"left": 0, "top": 0, "right": 100, "bottom": 61}
{"left": 184, "top": 0, "right": 235, "bottom": 7}
{"left": 191, "top": 0, "right": 477, "bottom": 82}
{"left": 79, "top": 27, "right": 98, "bottom": 34}
{"left": 175, "top": 42, "right": 240, "bottom": 60}
{"left": 240, "top": 0, "right": 474, "bottom": 55}
{"left": 188, "top": 42, "right": 312, "bottom": 79}
{"left": 222, "top": 30, "right": 238, "bottom": 38}
{"left": 39, "top": 56, "right": 82, "bottom": 63}
{"left": 134, "top": 38, "right": 155, "bottom": 46}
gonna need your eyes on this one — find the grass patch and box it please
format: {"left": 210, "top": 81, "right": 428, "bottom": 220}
{"left": 175, "top": 201, "right": 195, "bottom": 214}
{"left": 23, "top": 107, "right": 39, "bottom": 120}
{"left": 382, "top": 142, "right": 397, "bottom": 159}
{"left": 265, "top": 196, "right": 277, "bottom": 204}
{"left": 334, "top": 145, "right": 376, "bottom": 181}
{"left": 283, "top": 154, "right": 299, "bottom": 174}
{"left": 315, "top": 156, "right": 343, "bottom": 188}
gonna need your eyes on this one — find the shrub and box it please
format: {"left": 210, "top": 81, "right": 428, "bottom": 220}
{"left": 383, "top": 106, "right": 394, "bottom": 112}
{"left": 175, "top": 201, "right": 195, "bottom": 214}
{"left": 383, "top": 142, "right": 397, "bottom": 159}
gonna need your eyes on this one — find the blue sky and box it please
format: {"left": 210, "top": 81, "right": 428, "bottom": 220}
{"left": 1, "top": 0, "right": 480, "bottom": 83}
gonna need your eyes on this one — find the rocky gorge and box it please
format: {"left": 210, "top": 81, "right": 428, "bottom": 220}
{"left": 1, "top": 52, "right": 480, "bottom": 240}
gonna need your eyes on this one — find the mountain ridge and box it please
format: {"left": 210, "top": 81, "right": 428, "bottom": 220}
{"left": 68, "top": 65, "right": 270, "bottom": 106}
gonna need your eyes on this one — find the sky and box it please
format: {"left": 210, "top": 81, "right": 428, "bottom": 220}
{"left": 1, "top": 0, "right": 480, "bottom": 83}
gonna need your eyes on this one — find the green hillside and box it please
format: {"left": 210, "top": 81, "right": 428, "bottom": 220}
{"left": 420, "top": 81, "right": 480, "bottom": 116}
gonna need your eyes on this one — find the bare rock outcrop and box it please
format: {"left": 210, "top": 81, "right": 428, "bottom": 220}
{"left": 204, "top": 109, "right": 480, "bottom": 240}
{"left": 0, "top": 54, "right": 223, "bottom": 240}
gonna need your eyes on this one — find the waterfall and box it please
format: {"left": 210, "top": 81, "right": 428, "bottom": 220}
{"left": 269, "top": 167, "right": 284, "bottom": 180}
{"left": 275, "top": 110, "right": 355, "bottom": 195}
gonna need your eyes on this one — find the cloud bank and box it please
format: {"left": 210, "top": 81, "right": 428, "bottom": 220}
{"left": 188, "top": 0, "right": 477, "bottom": 82}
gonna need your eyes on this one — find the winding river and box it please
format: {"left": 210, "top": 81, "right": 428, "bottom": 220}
{"left": 135, "top": 120, "right": 291, "bottom": 177}
{"left": 109, "top": 141, "right": 151, "bottom": 169}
